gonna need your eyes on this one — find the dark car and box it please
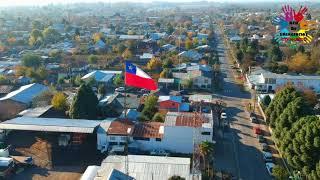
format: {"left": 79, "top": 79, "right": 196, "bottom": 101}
{"left": 178, "top": 90, "right": 188, "bottom": 95}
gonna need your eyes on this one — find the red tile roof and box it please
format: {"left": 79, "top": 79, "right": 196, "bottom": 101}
{"left": 133, "top": 122, "right": 163, "bottom": 139}
{"left": 175, "top": 112, "right": 209, "bottom": 128}
{"left": 107, "top": 119, "right": 134, "bottom": 135}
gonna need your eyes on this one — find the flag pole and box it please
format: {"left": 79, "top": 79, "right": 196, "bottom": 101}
{"left": 124, "top": 61, "right": 127, "bottom": 119}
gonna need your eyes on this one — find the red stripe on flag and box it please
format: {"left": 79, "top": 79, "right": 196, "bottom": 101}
{"left": 125, "top": 72, "right": 158, "bottom": 90}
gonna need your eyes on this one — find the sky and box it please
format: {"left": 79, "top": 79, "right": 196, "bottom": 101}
{"left": 0, "top": 0, "right": 309, "bottom": 7}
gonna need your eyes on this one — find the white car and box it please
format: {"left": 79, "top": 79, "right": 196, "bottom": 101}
{"left": 262, "top": 151, "right": 273, "bottom": 162}
{"left": 265, "top": 162, "right": 275, "bottom": 176}
{"left": 221, "top": 112, "right": 227, "bottom": 119}
{"left": 115, "top": 87, "right": 125, "bottom": 92}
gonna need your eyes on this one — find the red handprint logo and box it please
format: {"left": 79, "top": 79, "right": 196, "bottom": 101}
{"left": 294, "top": 6, "right": 308, "bottom": 22}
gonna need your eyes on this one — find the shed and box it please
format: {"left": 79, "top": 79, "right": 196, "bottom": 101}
{"left": 0, "top": 117, "right": 101, "bottom": 134}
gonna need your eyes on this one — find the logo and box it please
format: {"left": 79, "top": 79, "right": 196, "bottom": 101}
{"left": 272, "top": 5, "right": 318, "bottom": 48}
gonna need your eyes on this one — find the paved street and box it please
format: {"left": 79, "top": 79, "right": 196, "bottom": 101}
{"left": 212, "top": 32, "right": 271, "bottom": 180}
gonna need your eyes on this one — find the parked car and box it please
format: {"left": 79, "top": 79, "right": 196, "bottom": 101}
{"left": 115, "top": 87, "right": 125, "bottom": 92}
{"left": 257, "top": 135, "right": 266, "bottom": 143}
{"left": 250, "top": 113, "right": 258, "bottom": 123}
{"left": 265, "top": 162, "right": 275, "bottom": 176}
{"left": 150, "top": 149, "right": 169, "bottom": 156}
{"left": 262, "top": 151, "right": 273, "bottom": 162}
{"left": 221, "top": 112, "right": 227, "bottom": 119}
{"left": 253, "top": 126, "right": 262, "bottom": 135}
{"left": 261, "top": 143, "right": 269, "bottom": 151}
{"left": 177, "top": 90, "right": 188, "bottom": 95}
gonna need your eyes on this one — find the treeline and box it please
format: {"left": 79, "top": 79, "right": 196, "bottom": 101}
{"left": 265, "top": 86, "right": 320, "bottom": 179}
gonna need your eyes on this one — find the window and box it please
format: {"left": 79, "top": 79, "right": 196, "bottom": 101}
{"left": 109, "top": 142, "right": 117, "bottom": 145}
{"left": 119, "top": 142, "right": 126, "bottom": 145}
{"left": 120, "top": 137, "right": 127, "bottom": 141}
{"left": 204, "top": 79, "right": 208, "bottom": 84}
{"left": 201, "top": 132, "right": 211, "bottom": 135}
{"left": 156, "top": 138, "right": 162, "bottom": 141}
{"left": 109, "top": 136, "right": 116, "bottom": 141}
{"left": 133, "top": 137, "right": 150, "bottom": 141}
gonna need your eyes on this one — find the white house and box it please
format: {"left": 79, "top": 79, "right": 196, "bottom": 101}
{"left": 97, "top": 112, "right": 214, "bottom": 154}
{"left": 247, "top": 68, "right": 320, "bottom": 93}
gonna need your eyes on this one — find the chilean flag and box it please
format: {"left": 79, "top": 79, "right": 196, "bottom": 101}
{"left": 125, "top": 61, "right": 158, "bottom": 90}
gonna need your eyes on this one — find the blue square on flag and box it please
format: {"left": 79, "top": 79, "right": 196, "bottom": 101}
{"left": 125, "top": 61, "right": 136, "bottom": 74}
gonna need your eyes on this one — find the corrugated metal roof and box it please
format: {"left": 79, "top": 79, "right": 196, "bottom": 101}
{"left": 164, "top": 112, "right": 212, "bottom": 128}
{"left": 0, "top": 117, "right": 101, "bottom": 133}
{"left": 132, "top": 122, "right": 163, "bottom": 139}
{"left": 158, "top": 96, "right": 182, "bottom": 103}
{"left": 0, "top": 83, "right": 48, "bottom": 104}
{"left": 158, "top": 78, "right": 174, "bottom": 83}
{"left": 95, "top": 155, "right": 194, "bottom": 180}
{"left": 18, "top": 105, "right": 52, "bottom": 117}
{"left": 189, "top": 94, "right": 213, "bottom": 103}
{"left": 81, "top": 70, "right": 122, "bottom": 82}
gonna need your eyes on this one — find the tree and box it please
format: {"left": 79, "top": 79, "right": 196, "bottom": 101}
{"left": 265, "top": 86, "right": 300, "bottom": 128}
{"left": 185, "top": 38, "right": 193, "bottom": 50}
{"left": 274, "top": 97, "right": 311, "bottom": 140}
{"left": 152, "top": 113, "right": 164, "bottom": 122}
{"left": 302, "top": 89, "right": 318, "bottom": 107}
{"left": 262, "top": 95, "right": 271, "bottom": 106}
{"left": 281, "top": 116, "right": 320, "bottom": 179}
{"left": 42, "top": 27, "right": 60, "bottom": 44}
{"left": 0, "top": 75, "right": 9, "bottom": 85}
{"left": 166, "top": 23, "right": 174, "bottom": 34}
{"left": 159, "top": 68, "right": 172, "bottom": 78}
{"left": 37, "top": 67, "right": 48, "bottom": 81}
{"left": 199, "top": 141, "right": 215, "bottom": 175}
{"left": 288, "top": 52, "right": 317, "bottom": 73}
{"left": 147, "top": 57, "right": 162, "bottom": 71}
{"left": 88, "top": 54, "right": 98, "bottom": 64}
{"left": 162, "top": 58, "right": 173, "bottom": 68}
{"left": 201, "top": 38, "right": 207, "bottom": 45}
{"left": 29, "top": 29, "right": 43, "bottom": 47}
{"left": 182, "top": 79, "right": 193, "bottom": 89}
{"left": 113, "top": 74, "right": 123, "bottom": 86}
{"left": 236, "top": 50, "right": 244, "bottom": 61}
{"left": 122, "top": 48, "right": 133, "bottom": 59}
{"left": 51, "top": 92, "right": 68, "bottom": 111}
{"left": 168, "top": 175, "right": 185, "bottom": 180}
{"left": 272, "top": 165, "right": 289, "bottom": 180}
{"left": 193, "top": 37, "right": 199, "bottom": 46}
{"left": 140, "top": 95, "right": 158, "bottom": 121}
{"left": 69, "top": 84, "right": 98, "bottom": 119}
{"left": 22, "top": 54, "right": 41, "bottom": 68}
{"left": 268, "top": 45, "right": 283, "bottom": 61}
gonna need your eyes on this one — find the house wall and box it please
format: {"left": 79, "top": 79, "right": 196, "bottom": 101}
{"left": 257, "top": 74, "right": 320, "bottom": 93}
{"left": 132, "top": 138, "right": 162, "bottom": 151}
{"left": 161, "top": 126, "right": 194, "bottom": 153}
{"left": 159, "top": 100, "right": 179, "bottom": 111}
{"left": 0, "top": 100, "right": 27, "bottom": 121}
